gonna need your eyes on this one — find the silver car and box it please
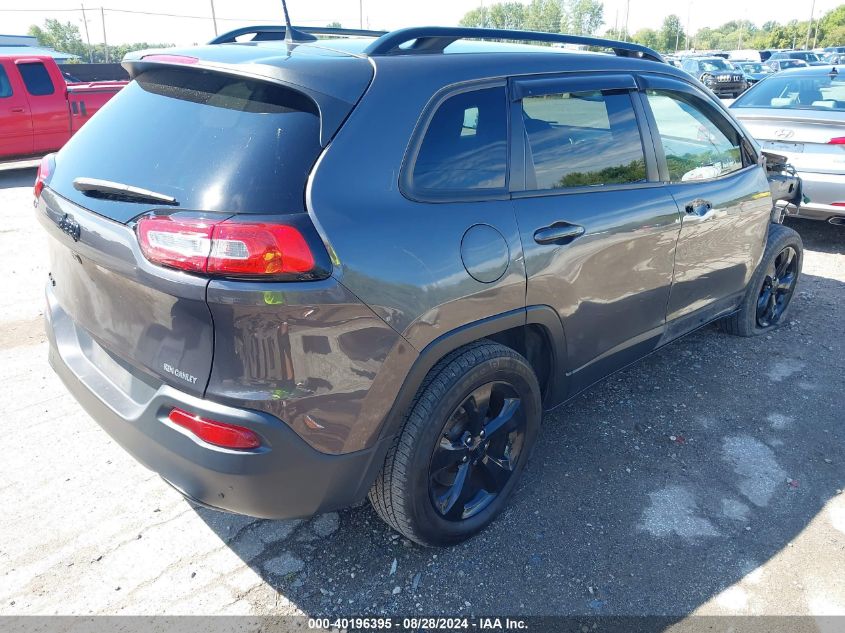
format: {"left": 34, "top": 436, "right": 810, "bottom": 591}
{"left": 731, "top": 66, "right": 845, "bottom": 225}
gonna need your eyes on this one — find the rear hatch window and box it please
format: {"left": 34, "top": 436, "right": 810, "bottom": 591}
{"left": 50, "top": 67, "right": 322, "bottom": 222}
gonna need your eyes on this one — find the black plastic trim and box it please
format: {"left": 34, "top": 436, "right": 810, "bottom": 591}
{"left": 376, "top": 305, "right": 568, "bottom": 443}
{"left": 364, "top": 26, "right": 664, "bottom": 63}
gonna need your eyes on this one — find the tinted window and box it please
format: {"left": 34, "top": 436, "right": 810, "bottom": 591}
{"left": 411, "top": 86, "right": 508, "bottom": 193}
{"left": 646, "top": 90, "right": 743, "bottom": 182}
{"left": 18, "top": 62, "right": 54, "bottom": 96}
{"left": 733, "top": 73, "right": 845, "bottom": 111}
{"left": 0, "top": 66, "right": 11, "bottom": 98}
{"left": 790, "top": 52, "right": 820, "bottom": 62}
{"left": 50, "top": 67, "right": 322, "bottom": 221}
{"left": 522, "top": 90, "right": 646, "bottom": 190}
{"left": 741, "top": 63, "right": 767, "bottom": 74}
{"left": 699, "top": 59, "right": 733, "bottom": 72}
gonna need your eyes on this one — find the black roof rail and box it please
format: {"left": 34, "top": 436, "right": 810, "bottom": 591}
{"left": 209, "top": 25, "right": 387, "bottom": 45}
{"left": 363, "top": 26, "right": 664, "bottom": 63}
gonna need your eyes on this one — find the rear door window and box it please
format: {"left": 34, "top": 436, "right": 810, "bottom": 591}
{"left": 408, "top": 86, "right": 508, "bottom": 197}
{"left": 49, "top": 67, "right": 323, "bottom": 222}
{"left": 18, "top": 62, "right": 54, "bottom": 96}
{"left": 522, "top": 90, "right": 647, "bottom": 190}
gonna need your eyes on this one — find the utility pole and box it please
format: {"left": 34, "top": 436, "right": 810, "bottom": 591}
{"left": 624, "top": 0, "right": 630, "bottom": 41}
{"left": 359, "top": 0, "right": 363, "bottom": 29}
{"left": 805, "top": 0, "right": 816, "bottom": 50}
{"left": 80, "top": 3, "right": 93, "bottom": 63}
{"left": 209, "top": 0, "right": 218, "bottom": 36}
{"left": 100, "top": 6, "right": 109, "bottom": 63}
{"left": 685, "top": 1, "right": 691, "bottom": 50}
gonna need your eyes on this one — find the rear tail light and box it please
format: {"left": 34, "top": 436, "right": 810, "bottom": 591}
{"left": 167, "top": 408, "right": 262, "bottom": 450}
{"left": 33, "top": 153, "right": 56, "bottom": 200}
{"left": 831, "top": 202, "right": 845, "bottom": 207}
{"left": 828, "top": 137, "right": 845, "bottom": 144}
{"left": 208, "top": 223, "right": 314, "bottom": 275}
{"left": 137, "top": 215, "right": 320, "bottom": 278}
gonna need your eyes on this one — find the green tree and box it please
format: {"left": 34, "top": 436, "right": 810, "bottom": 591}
{"left": 28, "top": 20, "right": 87, "bottom": 60}
{"left": 631, "top": 28, "right": 659, "bottom": 49}
{"left": 565, "top": 0, "right": 603, "bottom": 36}
{"left": 524, "top": 0, "right": 563, "bottom": 33}
{"left": 29, "top": 19, "right": 172, "bottom": 63}
{"left": 603, "top": 27, "right": 625, "bottom": 40}
{"left": 818, "top": 5, "right": 845, "bottom": 45}
{"left": 459, "top": 2, "right": 525, "bottom": 29}
{"left": 658, "top": 14, "right": 684, "bottom": 52}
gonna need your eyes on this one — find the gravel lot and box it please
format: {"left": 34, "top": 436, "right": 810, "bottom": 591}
{"left": 0, "top": 167, "right": 843, "bottom": 618}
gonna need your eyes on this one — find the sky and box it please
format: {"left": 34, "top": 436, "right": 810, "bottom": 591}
{"left": 0, "top": 0, "right": 839, "bottom": 47}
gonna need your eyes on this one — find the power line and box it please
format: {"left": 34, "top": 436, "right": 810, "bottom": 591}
{"left": 0, "top": 6, "right": 333, "bottom": 23}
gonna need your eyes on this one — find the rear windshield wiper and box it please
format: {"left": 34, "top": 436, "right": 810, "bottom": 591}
{"left": 72, "top": 177, "right": 179, "bottom": 206}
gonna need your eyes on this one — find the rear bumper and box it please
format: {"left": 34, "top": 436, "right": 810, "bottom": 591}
{"left": 46, "top": 286, "right": 388, "bottom": 520}
{"left": 796, "top": 171, "right": 845, "bottom": 221}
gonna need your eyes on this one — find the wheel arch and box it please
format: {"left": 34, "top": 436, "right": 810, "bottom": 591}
{"left": 376, "top": 305, "right": 568, "bottom": 446}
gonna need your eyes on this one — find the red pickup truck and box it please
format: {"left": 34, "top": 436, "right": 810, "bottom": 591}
{"left": 1, "top": 54, "right": 126, "bottom": 162}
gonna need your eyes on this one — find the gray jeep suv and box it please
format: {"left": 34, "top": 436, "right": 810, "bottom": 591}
{"left": 37, "top": 25, "right": 804, "bottom": 546}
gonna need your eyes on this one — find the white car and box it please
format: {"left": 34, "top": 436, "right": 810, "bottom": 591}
{"left": 731, "top": 66, "right": 845, "bottom": 225}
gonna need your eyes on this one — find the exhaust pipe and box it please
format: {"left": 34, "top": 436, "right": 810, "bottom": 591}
{"left": 829, "top": 217, "right": 845, "bottom": 226}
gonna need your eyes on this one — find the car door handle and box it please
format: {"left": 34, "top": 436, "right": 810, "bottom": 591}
{"left": 533, "top": 222, "right": 585, "bottom": 245}
{"left": 684, "top": 199, "right": 713, "bottom": 216}
{"left": 10, "top": 107, "right": 25, "bottom": 113}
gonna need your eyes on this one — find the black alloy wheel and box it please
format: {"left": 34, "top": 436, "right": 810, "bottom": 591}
{"left": 756, "top": 245, "right": 799, "bottom": 328}
{"left": 429, "top": 381, "right": 526, "bottom": 521}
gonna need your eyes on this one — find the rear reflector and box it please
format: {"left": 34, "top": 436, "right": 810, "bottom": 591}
{"left": 34, "top": 153, "right": 55, "bottom": 200}
{"left": 168, "top": 408, "right": 261, "bottom": 450}
{"left": 137, "top": 215, "right": 316, "bottom": 277}
{"left": 829, "top": 137, "right": 845, "bottom": 144}
{"left": 831, "top": 202, "right": 845, "bottom": 207}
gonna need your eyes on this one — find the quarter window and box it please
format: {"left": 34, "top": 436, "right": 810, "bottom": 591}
{"left": 0, "top": 67, "right": 12, "bottom": 98}
{"left": 646, "top": 90, "right": 743, "bottom": 182}
{"left": 18, "top": 62, "right": 54, "bottom": 96}
{"left": 410, "top": 86, "right": 508, "bottom": 194}
{"left": 522, "top": 90, "right": 647, "bottom": 190}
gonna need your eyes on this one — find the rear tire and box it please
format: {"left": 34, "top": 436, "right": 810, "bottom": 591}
{"left": 369, "top": 341, "right": 541, "bottom": 547}
{"left": 719, "top": 223, "right": 802, "bottom": 337}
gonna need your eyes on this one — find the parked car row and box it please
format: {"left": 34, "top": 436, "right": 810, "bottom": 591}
{"left": 667, "top": 47, "right": 845, "bottom": 100}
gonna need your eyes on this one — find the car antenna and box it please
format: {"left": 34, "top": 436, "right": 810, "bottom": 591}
{"left": 281, "top": 0, "right": 317, "bottom": 43}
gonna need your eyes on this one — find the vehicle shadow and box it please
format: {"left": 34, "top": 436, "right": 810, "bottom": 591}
{"left": 0, "top": 167, "right": 37, "bottom": 190}
{"left": 193, "top": 221, "right": 844, "bottom": 616}
{"left": 787, "top": 217, "right": 844, "bottom": 255}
